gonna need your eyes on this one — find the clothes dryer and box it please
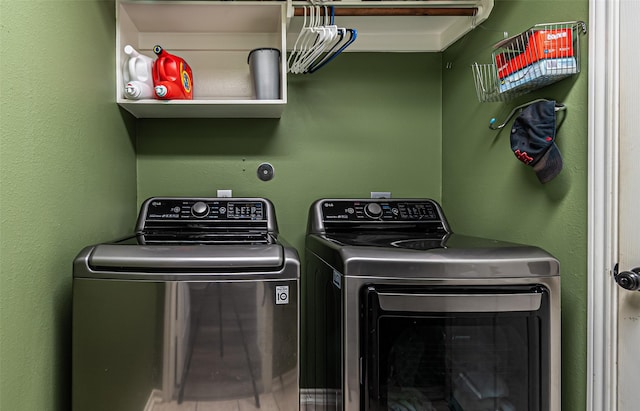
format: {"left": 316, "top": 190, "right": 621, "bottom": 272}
{"left": 304, "top": 198, "right": 560, "bottom": 411}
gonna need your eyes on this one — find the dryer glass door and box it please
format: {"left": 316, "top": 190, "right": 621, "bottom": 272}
{"left": 361, "top": 285, "right": 551, "bottom": 411}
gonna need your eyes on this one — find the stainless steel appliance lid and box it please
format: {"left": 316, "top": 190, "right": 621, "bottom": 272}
{"left": 306, "top": 198, "right": 560, "bottom": 278}
{"left": 136, "top": 231, "right": 277, "bottom": 245}
{"left": 74, "top": 196, "right": 301, "bottom": 280}
{"left": 115, "top": 197, "right": 286, "bottom": 267}
{"left": 307, "top": 233, "right": 560, "bottom": 278}
{"left": 87, "top": 243, "right": 285, "bottom": 269}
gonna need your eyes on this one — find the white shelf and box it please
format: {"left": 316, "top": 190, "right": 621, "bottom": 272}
{"left": 116, "top": 1, "right": 288, "bottom": 119}
{"left": 117, "top": 99, "right": 285, "bottom": 119}
{"left": 115, "top": 0, "right": 493, "bottom": 118}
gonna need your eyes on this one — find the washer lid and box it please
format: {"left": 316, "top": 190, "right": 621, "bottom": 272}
{"left": 88, "top": 243, "right": 284, "bottom": 270}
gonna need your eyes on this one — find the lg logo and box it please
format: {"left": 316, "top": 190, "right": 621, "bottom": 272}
{"left": 275, "top": 286, "right": 289, "bottom": 305}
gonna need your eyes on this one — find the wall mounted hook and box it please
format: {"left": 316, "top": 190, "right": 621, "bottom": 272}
{"left": 489, "top": 99, "right": 565, "bottom": 130}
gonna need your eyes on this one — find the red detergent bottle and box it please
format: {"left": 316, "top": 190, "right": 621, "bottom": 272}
{"left": 152, "top": 45, "right": 193, "bottom": 100}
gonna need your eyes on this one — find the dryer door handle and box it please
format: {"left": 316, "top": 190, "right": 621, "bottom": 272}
{"left": 377, "top": 292, "right": 542, "bottom": 313}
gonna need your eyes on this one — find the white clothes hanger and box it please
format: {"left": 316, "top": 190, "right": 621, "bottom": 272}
{"left": 287, "top": 6, "right": 312, "bottom": 73}
{"left": 293, "top": 7, "right": 339, "bottom": 73}
{"left": 288, "top": 3, "right": 357, "bottom": 74}
{"left": 290, "top": 6, "right": 320, "bottom": 73}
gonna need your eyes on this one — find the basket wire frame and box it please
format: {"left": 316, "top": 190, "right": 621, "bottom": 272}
{"left": 472, "top": 21, "right": 587, "bottom": 102}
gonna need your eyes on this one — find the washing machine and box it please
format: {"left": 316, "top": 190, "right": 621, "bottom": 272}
{"left": 72, "top": 197, "right": 299, "bottom": 411}
{"left": 303, "top": 198, "right": 560, "bottom": 411}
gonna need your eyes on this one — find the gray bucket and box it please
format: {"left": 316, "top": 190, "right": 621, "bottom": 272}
{"left": 248, "top": 48, "right": 281, "bottom": 100}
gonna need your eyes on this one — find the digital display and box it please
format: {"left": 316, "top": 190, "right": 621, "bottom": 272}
{"left": 227, "top": 202, "right": 264, "bottom": 219}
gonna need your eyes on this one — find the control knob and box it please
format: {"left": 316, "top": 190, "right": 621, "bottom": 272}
{"left": 364, "top": 203, "right": 383, "bottom": 219}
{"left": 191, "top": 201, "right": 209, "bottom": 218}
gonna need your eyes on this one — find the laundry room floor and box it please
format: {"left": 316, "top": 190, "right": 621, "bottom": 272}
{"left": 148, "top": 395, "right": 279, "bottom": 411}
{"left": 147, "top": 369, "right": 297, "bottom": 411}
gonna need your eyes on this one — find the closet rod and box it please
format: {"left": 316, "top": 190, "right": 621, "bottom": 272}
{"left": 292, "top": 7, "right": 477, "bottom": 17}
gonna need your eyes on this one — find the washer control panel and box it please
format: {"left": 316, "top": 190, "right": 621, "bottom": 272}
{"left": 320, "top": 199, "right": 442, "bottom": 222}
{"left": 141, "top": 198, "right": 267, "bottom": 221}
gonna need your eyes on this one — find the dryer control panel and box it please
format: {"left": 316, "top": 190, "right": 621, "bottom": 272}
{"left": 318, "top": 199, "right": 443, "bottom": 222}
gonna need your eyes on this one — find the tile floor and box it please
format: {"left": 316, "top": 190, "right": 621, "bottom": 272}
{"left": 149, "top": 394, "right": 281, "bottom": 411}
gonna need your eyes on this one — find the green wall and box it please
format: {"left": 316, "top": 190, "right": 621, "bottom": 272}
{"left": 0, "top": 0, "right": 589, "bottom": 410}
{"left": 442, "top": 1, "right": 589, "bottom": 410}
{"left": 136, "top": 53, "right": 444, "bottom": 252}
{"left": 0, "top": 1, "right": 137, "bottom": 410}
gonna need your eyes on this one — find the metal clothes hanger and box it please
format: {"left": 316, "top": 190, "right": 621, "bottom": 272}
{"left": 307, "top": 27, "right": 345, "bottom": 73}
{"left": 308, "top": 28, "right": 357, "bottom": 73}
{"left": 488, "top": 98, "right": 566, "bottom": 130}
{"left": 307, "top": 7, "right": 357, "bottom": 73}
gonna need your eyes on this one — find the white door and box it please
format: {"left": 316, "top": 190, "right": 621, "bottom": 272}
{"left": 615, "top": 0, "right": 640, "bottom": 408}
{"left": 589, "top": 0, "right": 640, "bottom": 410}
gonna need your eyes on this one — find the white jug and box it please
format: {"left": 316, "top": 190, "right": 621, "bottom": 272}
{"left": 122, "top": 45, "right": 154, "bottom": 99}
